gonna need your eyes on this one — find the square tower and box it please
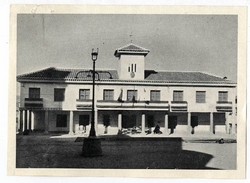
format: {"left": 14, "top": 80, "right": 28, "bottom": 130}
{"left": 114, "top": 43, "right": 150, "bottom": 80}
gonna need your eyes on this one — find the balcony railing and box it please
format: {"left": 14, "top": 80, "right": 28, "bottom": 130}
{"left": 216, "top": 101, "right": 233, "bottom": 112}
{"left": 170, "top": 101, "right": 188, "bottom": 112}
{"left": 76, "top": 99, "right": 92, "bottom": 110}
{"left": 24, "top": 98, "right": 43, "bottom": 108}
{"left": 216, "top": 101, "right": 233, "bottom": 104}
{"left": 96, "top": 100, "right": 169, "bottom": 110}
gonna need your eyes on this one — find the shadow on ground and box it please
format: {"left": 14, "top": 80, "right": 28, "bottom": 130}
{"left": 16, "top": 134, "right": 216, "bottom": 169}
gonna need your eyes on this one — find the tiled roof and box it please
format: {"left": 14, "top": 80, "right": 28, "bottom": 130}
{"left": 17, "top": 67, "right": 119, "bottom": 81}
{"left": 144, "top": 70, "right": 234, "bottom": 83}
{"left": 17, "top": 67, "right": 235, "bottom": 84}
{"left": 114, "top": 43, "right": 150, "bottom": 57}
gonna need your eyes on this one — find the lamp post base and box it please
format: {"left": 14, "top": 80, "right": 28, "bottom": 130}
{"left": 82, "top": 137, "right": 103, "bottom": 157}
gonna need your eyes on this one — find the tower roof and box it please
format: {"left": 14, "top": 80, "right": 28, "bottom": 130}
{"left": 114, "top": 43, "right": 150, "bottom": 57}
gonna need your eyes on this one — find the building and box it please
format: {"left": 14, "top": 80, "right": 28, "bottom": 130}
{"left": 16, "top": 43, "right": 237, "bottom": 136}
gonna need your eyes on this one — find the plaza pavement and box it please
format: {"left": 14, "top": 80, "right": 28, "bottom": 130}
{"left": 15, "top": 128, "right": 237, "bottom": 169}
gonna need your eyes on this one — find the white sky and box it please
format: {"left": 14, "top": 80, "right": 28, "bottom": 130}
{"left": 17, "top": 14, "right": 237, "bottom": 81}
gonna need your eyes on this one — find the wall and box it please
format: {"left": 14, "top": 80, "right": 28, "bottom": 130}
{"left": 33, "top": 111, "right": 45, "bottom": 131}
{"left": 20, "top": 82, "right": 236, "bottom": 113}
{"left": 48, "top": 111, "right": 69, "bottom": 132}
{"left": 118, "top": 55, "right": 145, "bottom": 80}
{"left": 168, "top": 86, "right": 236, "bottom": 113}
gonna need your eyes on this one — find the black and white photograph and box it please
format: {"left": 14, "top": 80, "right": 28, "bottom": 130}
{"left": 6, "top": 4, "right": 247, "bottom": 179}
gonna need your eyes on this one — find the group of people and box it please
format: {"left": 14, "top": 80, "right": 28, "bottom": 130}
{"left": 146, "top": 125, "right": 163, "bottom": 135}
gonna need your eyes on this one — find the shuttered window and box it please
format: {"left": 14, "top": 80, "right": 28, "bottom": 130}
{"left": 196, "top": 91, "right": 206, "bottom": 103}
{"left": 29, "top": 88, "right": 40, "bottom": 99}
{"left": 150, "top": 90, "right": 160, "bottom": 101}
{"left": 79, "top": 89, "right": 90, "bottom": 100}
{"left": 218, "top": 91, "right": 228, "bottom": 102}
{"left": 173, "top": 91, "right": 183, "bottom": 101}
{"left": 54, "top": 88, "right": 65, "bottom": 101}
{"left": 127, "top": 90, "right": 137, "bottom": 101}
{"left": 103, "top": 90, "right": 114, "bottom": 100}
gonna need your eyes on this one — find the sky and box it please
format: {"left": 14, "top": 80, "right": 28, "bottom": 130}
{"left": 17, "top": 14, "right": 238, "bottom": 82}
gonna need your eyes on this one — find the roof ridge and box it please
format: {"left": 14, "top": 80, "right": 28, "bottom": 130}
{"left": 17, "top": 67, "right": 55, "bottom": 78}
{"left": 198, "top": 71, "right": 231, "bottom": 80}
{"left": 117, "top": 42, "right": 150, "bottom": 51}
{"left": 54, "top": 67, "right": 118, "bottom": 71}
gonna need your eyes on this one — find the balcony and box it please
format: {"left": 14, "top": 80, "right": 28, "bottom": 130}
{"left": 216, "top": 101, "right": 233, "bottom": 112}
{"left": 24, "top": 98, "right": 43, "bottom": 108}
{"left": 76, "top": 99, "right": 92, "bottom": 110}
{"left": 170, "top": 101, "right": 188, "bottom": 112}
{"left": 96, "top": 100, "right": 169, "bottom": 110}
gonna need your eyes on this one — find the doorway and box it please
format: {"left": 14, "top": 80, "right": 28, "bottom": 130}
{"left": 122, "top": 115, "right": 136, "bottom": 128}
{"left": 168, "top": 116, "right": 177, "bottom": 133}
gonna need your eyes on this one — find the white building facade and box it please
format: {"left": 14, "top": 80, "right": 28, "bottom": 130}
{"left": 17, "top": 43, "right": 237, "bottom": 136}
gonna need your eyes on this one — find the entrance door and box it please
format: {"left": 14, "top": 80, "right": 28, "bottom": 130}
{"left": 122, "top": 115, "right": 136, "bottom": 128}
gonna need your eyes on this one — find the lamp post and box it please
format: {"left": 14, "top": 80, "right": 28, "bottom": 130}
{"left": 82, "top": 48, "right": 103, "bottom": 157}
{"left": 89, "top": 48, "right": 98, "bottom": 137}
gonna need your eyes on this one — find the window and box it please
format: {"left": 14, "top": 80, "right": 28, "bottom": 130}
{"left": 79, "top": 89, "right": 90, "bottom": 100}
{"left": 79, "top": 115, "right": 90, "bottom": 126}
{"left": 29, "top": 88, "right": 40, "bottom": 99}
{"left": 218, "top": 91, "right": 228, "bottom": 102}
{"left": 56, "top": 114, "right": 67, "bottom": 127}
{"left": 173, "top": 91, "right": 183, "bottom": 101}
{"left": 54, "top": 88, "right": 65, "bottom": 101}
{"left": 103, "top": 90, "right": 114, "bottom": 100}
{"left": 130, "top": 64, "right": 137, "bottom": 72}
{"left": 196, "top": 91, "right": 206, "bottom": 103}
{"left": 127, "top": 90, "right": 137, "bottom": 101}
{"left": 150, "top": 90, "right": 160, "bottom": 101}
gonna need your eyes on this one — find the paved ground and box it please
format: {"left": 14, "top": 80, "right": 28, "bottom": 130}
{"left": 16, "top": 133, "right": 236, "bottom": 169}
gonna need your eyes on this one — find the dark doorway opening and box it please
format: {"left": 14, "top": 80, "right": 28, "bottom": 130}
{"left": 79, "top": 115, "right": 89, "bottom": 133}
{"left": 168, "top": 116, "right": 177, "bottom": 134}
{"left": 103, "top": 115, "right": 110, "bottom": 134}
{"left": 191, "top": 116, "right": 198, "bottom": 134}
{"left": 147, "top": 115, "right": 154, "bottom": 128}
{"left": 122, "top": 115, "right": 136, "bottom": 128}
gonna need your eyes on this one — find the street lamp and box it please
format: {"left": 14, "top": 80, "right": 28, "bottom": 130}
{"left": 82, "top": 48, "right": 103, "bottom": 157}
{"left": 89, "top": 48, "right": 98, "bottom": 137}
